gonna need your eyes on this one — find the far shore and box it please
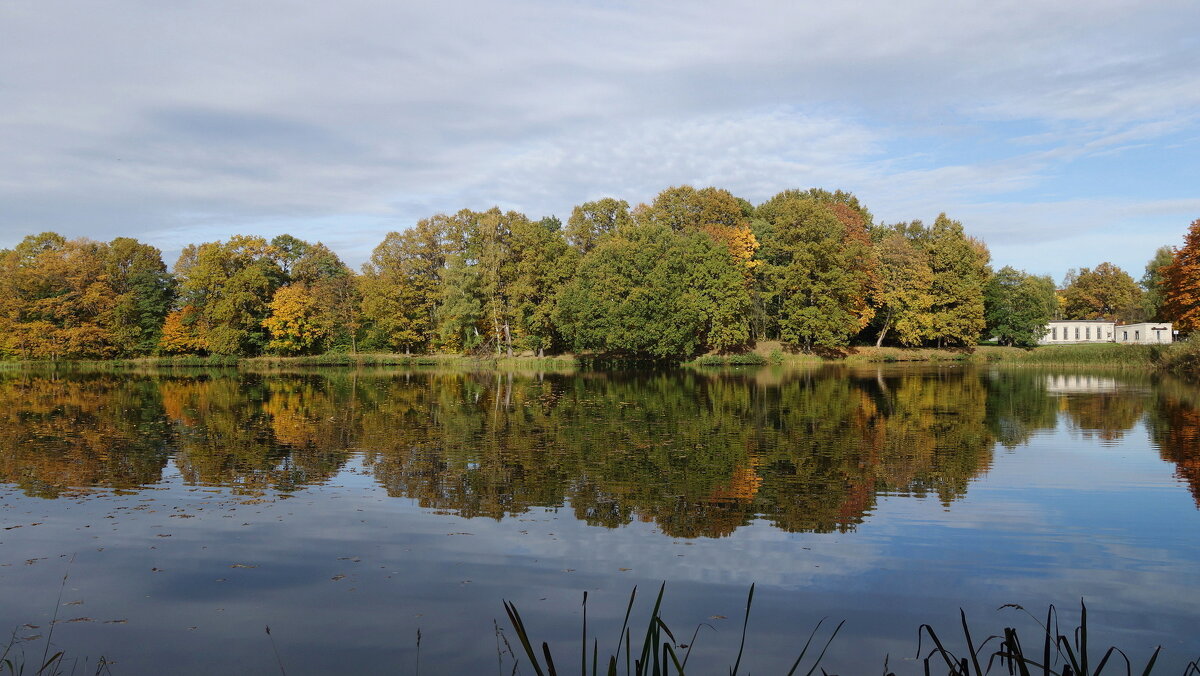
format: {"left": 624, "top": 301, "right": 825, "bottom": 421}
{"left": 1, "top": 339, "right": 1195, "bottom": 374}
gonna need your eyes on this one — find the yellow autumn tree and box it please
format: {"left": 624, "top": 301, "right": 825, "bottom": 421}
{"left": 262, "top": 283, "right": 324, "bottom": 355}
{"left": 159, "top": 305, "right": 208, "bottom": 354}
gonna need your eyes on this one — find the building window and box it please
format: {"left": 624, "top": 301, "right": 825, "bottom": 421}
{"left": 1052, "top": 327, "right": 1058, "bottom": 340}
{"left": 1086, "top": 327, "right": 1091, "bottom": 340}
{"left": 1075, "top": 327, "right": 1080, "bottom": 340}
{"left": 1135, "top": 330, "right": 1140, "bottom": 341}
{"left": 1123, "top": 331, "right": 1128, "bottom": 341}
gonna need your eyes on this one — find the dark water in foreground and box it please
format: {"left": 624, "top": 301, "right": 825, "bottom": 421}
{"left": 1, "top": 366, "right": 1198, "bottom": 674}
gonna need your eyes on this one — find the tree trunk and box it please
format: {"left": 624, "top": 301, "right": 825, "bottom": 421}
{"left": 503, "top": 321, "right": 512, "bottom": 358}
{"left": 875, "top": 317, "right": 891, "bottom": 348}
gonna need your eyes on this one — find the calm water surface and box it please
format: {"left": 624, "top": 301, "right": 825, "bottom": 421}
{"left": 1, "top": 366, "right": 1198, "bottom": 674}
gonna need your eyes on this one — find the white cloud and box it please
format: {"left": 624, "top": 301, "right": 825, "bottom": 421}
{"left": 0, "top": 0, "right": 1195, "bottom": 271}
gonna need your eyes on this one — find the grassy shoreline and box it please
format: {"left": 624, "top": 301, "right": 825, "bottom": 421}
{"left": 0, "top": 339, "right": 1195, "bottom": 373}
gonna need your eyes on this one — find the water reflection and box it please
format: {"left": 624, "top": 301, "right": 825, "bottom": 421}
{"left": 1, "top": 366, "right": 1197, "bottom": 534}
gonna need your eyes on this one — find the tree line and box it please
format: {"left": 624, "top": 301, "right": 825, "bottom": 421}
{"left": 2, "top": 187, "right": 1197, "bottom": 360}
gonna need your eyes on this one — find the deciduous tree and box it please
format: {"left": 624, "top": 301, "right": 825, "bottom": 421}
{"left": 1162, "top": 219, "right": 1200, "bottom": 333}
{"left": 1062, "top": 262, "right": 1142, "bottom": 322}
{"left": 984, "top": 266, "right": 1057, "bottom": 347}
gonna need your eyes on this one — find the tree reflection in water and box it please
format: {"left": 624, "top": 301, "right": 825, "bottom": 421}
{"left": 0, "top": 366, "right": 1197, "bottom": 534}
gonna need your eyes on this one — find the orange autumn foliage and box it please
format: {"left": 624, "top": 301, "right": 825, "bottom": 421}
{"left": 1162, "top": 219, "right": 1200, "bottom": 333}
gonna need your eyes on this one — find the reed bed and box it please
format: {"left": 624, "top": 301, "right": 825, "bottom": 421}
{"left": 498, "top": 587, "right": 1198, "bottom": 676}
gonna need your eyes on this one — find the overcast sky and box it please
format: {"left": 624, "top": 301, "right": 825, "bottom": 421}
{"left": 2, "top": 1, "right": 1197, "bottom": 279}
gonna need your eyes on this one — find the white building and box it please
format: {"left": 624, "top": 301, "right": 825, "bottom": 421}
{"left": 1040, "top": 320, "right": 1114, "bottom": 344}
{"left": 1114, "top": 322, "right": 1173, "bottom": 344}
{"left": 1038, "top": 320, "right": 1173, "bottom": 345}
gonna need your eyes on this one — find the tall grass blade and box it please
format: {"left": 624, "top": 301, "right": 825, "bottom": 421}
{"left": 1139, "top": 646, "right": 1161, "bottom": 676}
{"left": 917, "top": 624, "right": 961, "bottom": 674}
{"left": 503, "top": 600, "right": 545, "bottom": 676}
{"left": 800, "top": 619, "right": 844, "bottom": 676}
{"left": 264, "top": 625, "right": 287, "bottom": 676}
{"left": 614, "top": 587, "right": 637, "bottom": 671}
{"left": 730, "top": 583, "right": 755, "bottom": 676}
{"left": 540, "top": 642, "right": 557, "bottom": 676}
{"left": 1079, "top": 600, "right": 1088, "bottom": 676}
{"left": 784, "top": 618, "right": 826, "bottom": 676}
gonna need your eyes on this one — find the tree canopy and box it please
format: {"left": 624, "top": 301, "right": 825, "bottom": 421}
{"left": 3, "top": 188, "right": 1190, "bottom": 362}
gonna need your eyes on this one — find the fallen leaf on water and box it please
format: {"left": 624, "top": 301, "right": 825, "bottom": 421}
{"left": 229, "top": 564, "right": 257, "bottom": 569}
{"left": 710, "top": 615, "right": 727, "bottom": 620}
{"left": 331, "top": 574, "right": 346, "bottom": 581}
{"left": 21, "top": 634, "right": 42, "bottom": 641}
{"left": 65, "top": 600, "right": 84, "bottom": 606}
{"left": 618, "top": 568, "right": 632, "bottom": 572}
{"left": 104, "top": 619, "right": 128, "bottom": 624}
{"left": 61, "top": 617, "right": 93, "bottom": 624}
{"left": 156, "top": 534, "right": 172, "bottom": 538}
{"left": 21, "top": 624, "right": 39, "bottom": 629}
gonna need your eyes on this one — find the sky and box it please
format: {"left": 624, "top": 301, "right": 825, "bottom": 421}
{"left": 2, "top": 0, "right": 1198, "bottom": 281}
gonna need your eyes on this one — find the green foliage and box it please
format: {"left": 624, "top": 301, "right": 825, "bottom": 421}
{"left": 555, "top": 224, "right": 751, "bottom": 360}
{"left": 984, "top": 266, "right": 1057, "bottom": 347}
{"left": 1142, "top": 245, "right": 1175, "bottom": 321}
{"left": 565, "top": 198, "right": 632, "bottom": 254}
{"left": 918, "top": 215, "right": 991, "bottom": 346}
{"left": 174, "top": 235, "right": 286, "bottom": 355}
{"left": 507, "top": 216, "right": 578, "bottom": 354}
{"left": 361, "top": 217, "right": 446, "bottom": 353}
{"left": 755, "top": 190, "right": 877, "bottom": 350}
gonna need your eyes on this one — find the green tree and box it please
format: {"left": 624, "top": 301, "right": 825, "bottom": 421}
{"left": 506, "top": 216, "right": 578, "bottom": 355}
{"left": 106, "top": 237, "right": 174, "bottom": 355}
{"left": 565, "top": 198, "right": 631, "bottom": 255}
{"left": 555, "top": 223, "right": 751, "bottom": 360}
{"left": 755, "top": 190, "right": 878, "bottom": 350}
{"left": 640, "top": 186, "right": 759, "bottom": 275}
{"left": 915, "top": 215, "right": 990, "bottom": 346}
{"left": 361, "top": 216, "right": 447, "bottom": 353}
{"left": 1142, "top": 245, "right": 1176, "bottom": 321}
{"left": 173, "top": 236, "right": 285, "bottom": 355}
{"left": 984, "top": 266, "right": 1057, "bottom": 347}
{"left": 1061, "top": 262, "right": 1142, "bottom": 322}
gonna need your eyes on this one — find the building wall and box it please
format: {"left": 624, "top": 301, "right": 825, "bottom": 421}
{"left": 1115, "top": 323, "right": 1173, "bottom": 344}
{"left": 1040, "top": 321, "right": 1115, "bottom": 345}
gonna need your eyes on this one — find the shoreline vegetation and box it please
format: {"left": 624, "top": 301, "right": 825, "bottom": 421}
{"left": 2, "top": 189, "right": 1197, "bottom": 371}
{"left": 1, "top": 339, "right": 1197, "bottom": 373}
{"left": 498, "top": 586, "right": 1197, "bottom": 676}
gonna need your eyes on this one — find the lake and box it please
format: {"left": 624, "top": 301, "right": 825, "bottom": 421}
{"left": 1, "top": 365, "right": 1197, "bottom": 674}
